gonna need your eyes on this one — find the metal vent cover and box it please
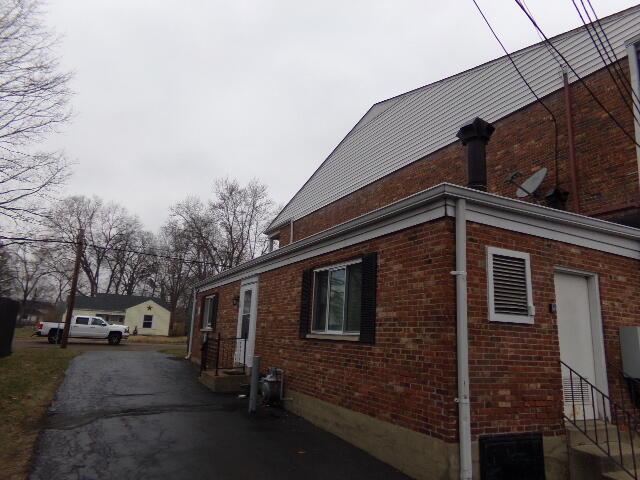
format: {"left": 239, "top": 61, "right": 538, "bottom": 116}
{"left": 492, "top": 254, "right": 529, "bottom": 315}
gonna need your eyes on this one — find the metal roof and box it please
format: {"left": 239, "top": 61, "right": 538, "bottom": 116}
{"left": 267, "top": 5, "right": 640, "bottom": 233}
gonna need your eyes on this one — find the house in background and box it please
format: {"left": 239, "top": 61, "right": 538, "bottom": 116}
{"left": 16, "top": 299, "right": 57, "bottom": 326}
{"left": 189, "top": 6, "right": 640, "bottom": 480}
{"left": 63, "top": 294, "right": 171, "bottom": 336}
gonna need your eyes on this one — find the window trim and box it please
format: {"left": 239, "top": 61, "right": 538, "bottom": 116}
{"left": 143, "top": 314, "right": 153, "bottom": 329}
{"left": 310, "top": 258, "right": 362, "bottom": 337}
{"left": 201, "top": 294, "right": 217, "bottom": 331}
{"left": 486, "top": 246, "right": 535, "bottom": 324}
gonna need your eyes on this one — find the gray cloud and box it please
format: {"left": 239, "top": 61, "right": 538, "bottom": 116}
{"left": 42, "top": 0, "right": 637, "bottom": 229}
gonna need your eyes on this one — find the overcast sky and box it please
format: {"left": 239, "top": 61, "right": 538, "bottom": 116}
{"left": 41, "top": 0, "right": 638, "bottom": 231}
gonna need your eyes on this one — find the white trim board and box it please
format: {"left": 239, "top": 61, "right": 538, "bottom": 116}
{"left": 195, "top": 183, "right": 640, "bottom": 292}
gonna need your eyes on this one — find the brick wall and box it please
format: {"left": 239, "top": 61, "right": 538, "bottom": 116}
{"left": 277, "top": 60, "right": 639, "bottom": 245}
{"left": 465, "top": 222, "right": 640, "bottom": 438}
{"left": 195, "top": 217, "right": 640, "bottom": 444}
{"left": 192, "top": 280, "right": 242, "bottom": 363}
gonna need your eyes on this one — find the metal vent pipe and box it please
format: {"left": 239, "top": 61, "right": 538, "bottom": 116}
{"left": 456, "top": 117, "right": 495, "bottom": 191}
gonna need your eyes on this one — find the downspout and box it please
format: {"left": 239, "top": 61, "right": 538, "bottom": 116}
{"left": 563, "top": 71, "right": 580, "bottom": 213}
{"left": 454, "top": 198, "right": 472, "bottom": 480}
{"left": 289, "top": 219, "right": 294, "bottom": 243}
{"left": 185, "top": 288, "right": 197, "bottom": 359}
{"left": 454, "top": 117, "right": 493, "bottom": 480}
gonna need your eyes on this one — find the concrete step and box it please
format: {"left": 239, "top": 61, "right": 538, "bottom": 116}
{"left": 570, "top": 442, "right": 640, "bottom": 480}
{"left": 602, "top": 470, "right": 634, "bottom": 480}
{"left": 199, "top": 370, "right": 249, "bottom": 393}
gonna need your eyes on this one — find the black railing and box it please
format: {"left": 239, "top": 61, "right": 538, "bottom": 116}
{"left": 200, "top": 333, "right": 247, "bottom": 376}
{"left": 561, "top": 361, "right": 640, "bottom": 479}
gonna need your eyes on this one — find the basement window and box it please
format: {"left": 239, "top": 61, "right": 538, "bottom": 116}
{"left": 202, "top": 294, "right": 218, "bottom": 330}
{"left": 311, "top": 260, "right": 362, "bottom": 336}
{"left": 487, "top": 247, "right": 535, "bottom": 324}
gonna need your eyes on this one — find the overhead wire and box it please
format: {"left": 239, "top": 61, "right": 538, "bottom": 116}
{"left": 513, "top": 0, "right": 640, "bottom": 148}
{"left": 580, "top": 0, "right": 640, "bottom": 110}
{"left": 470, "top": 0, "right": 560, "bottom": 184}
{"left": 0, "top": 234, "right": 224, "bottom": 267}
{"left": 570, "top": 0, "right": 640, "bottom": 119}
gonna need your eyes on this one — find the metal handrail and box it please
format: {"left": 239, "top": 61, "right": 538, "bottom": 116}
{"left": 200, "top": 333, "right": 247, "bottom": 376}
{"left": 561, "top": 360, "right": 639, "bottom": 479}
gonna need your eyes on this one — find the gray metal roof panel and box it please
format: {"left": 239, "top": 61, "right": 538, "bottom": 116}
{"left": 268, "top": 6, "right": 640, "bottom": 232}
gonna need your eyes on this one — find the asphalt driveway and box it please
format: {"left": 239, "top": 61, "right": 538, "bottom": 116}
{"left": 30, "top": 351, "right": 408, "bottom": 480}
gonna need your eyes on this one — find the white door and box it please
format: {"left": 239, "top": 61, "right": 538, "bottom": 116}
{"left": 90, "top": 317, "right": 109, "bottom": 338}
{"left": 72, "top": 316, "right": 91, "bottom": 337}
{"left": 235, "top": 280, "right": 258, "bottom": 368}
{"left": 555, "top": 272, "right": 599, "bottom": 420}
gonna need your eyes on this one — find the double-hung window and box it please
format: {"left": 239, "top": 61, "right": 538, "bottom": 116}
{"left": 311, "top": 260, "right": 362, "bottom": 335}
{"left": 202, "top": 294, "right": 219, "bottom": 330}
{"left": 143, "top": 315, "right": 153, "bottom": 328}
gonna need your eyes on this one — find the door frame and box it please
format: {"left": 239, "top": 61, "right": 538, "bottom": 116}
{"left": 554, "top": 266, "right": 609, "bottom": 405}
{"left": 236, "top": 276, "right": 259, "bottom": 368}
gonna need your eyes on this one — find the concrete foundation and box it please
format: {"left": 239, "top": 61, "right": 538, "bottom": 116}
{"left": 285, "top": 390, "right": 568, "bottom": 480}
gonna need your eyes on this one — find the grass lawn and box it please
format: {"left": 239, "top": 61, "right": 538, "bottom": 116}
{"left": 13, "top": 326, "right": 36, "bottom": 339}
{"left": 159, "top": 346, "right": 188, "bottom": 357}
{"left": 127, "top": 335, "right": 187, "bottom": 345}
{"left": 0, "top": 347, "right": 78, "bottom": 479}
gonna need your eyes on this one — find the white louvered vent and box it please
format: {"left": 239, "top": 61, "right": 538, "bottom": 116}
{"left": 492, "top": 255, "right": 529, "bottom": 315}
{"left": 562, "top": 376, "right": 593, "bottom": 406}
{"left": 487, "top": 248, "right": 534, "bottom": 324}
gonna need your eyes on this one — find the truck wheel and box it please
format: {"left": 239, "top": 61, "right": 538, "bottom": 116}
{"left": 48, "top": 330, "right": 62, "bottom": 344}
{"left": 108, "top": 333, "right": 122, "bottom": 345}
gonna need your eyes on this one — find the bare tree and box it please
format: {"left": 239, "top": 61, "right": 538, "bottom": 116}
{"left": 6, "top": 243, "right": 51, "bottom": 314}
{"left": 170, "top": 178, "right": 275, "bottom": 280}
{"left": 45, "top": 195, "right": 146, "bottom": 296}
{"left": 0, "top": 244, "right": 13, "bottom": 296}
{"left": 0, "top": 0, "right": 72, "bottom": 222}
{"left": 214, "top": 178, "right": 274, "bottom": 267}
{"left": 156, "top": 220, "right": 194, "bottom": 323}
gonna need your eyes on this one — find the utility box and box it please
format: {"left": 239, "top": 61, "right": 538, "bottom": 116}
{"left": 620, "top": 327, "right": 640, "bottom": 378}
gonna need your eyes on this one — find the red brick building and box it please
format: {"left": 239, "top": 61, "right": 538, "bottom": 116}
{"left": 188, "top": 7, "right": 640, "bottom": 479}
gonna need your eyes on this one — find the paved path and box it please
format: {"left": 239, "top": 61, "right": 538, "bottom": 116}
{"left": 31, "top": 351, "right": 408, "bottom": 480}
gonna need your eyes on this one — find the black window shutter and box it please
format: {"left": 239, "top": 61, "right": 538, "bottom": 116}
{"left": 299, "top": 269, "right": 313, "bottom": 338}
{"left": 210, "top": 294, "right": 219, "bottom": 330}
{"left": 360, "top": 252, "right": 378, "bottom": 344}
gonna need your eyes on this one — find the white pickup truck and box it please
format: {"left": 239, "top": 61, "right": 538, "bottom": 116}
{"left": 36, "top": 316, "right": 130, "bottom": 345}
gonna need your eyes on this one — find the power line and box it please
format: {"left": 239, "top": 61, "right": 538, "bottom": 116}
{"left": 514, "top": 0, "right": 640, "bottom": 149}
{"left": 471, "top": 0, "right": 560, "bottom": 184}
{"left": 581, "top": 0, "right": 640, "bottom": 104}
{"left": 0, "top": 234, "right": 224, "bottom": 267}
{"left": 570, "top": 0, "right": 640, "bottom": 118}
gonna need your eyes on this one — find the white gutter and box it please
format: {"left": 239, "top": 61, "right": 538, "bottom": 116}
{"left": 453, "top": 198, "right": 472, "bottom": 480}
{"left": 185, "top": 289, "right": 197, "bottom": 359}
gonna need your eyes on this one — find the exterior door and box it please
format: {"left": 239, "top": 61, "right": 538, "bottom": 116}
{"left": 235, "top": 279, "right": 258, "bottom": 368}
{"left": 90, "top": 317, "right": 109, "bottom": 338}
{"left": 72, "top": 316, "right": 91, "bottom": 337}
{"left": 555, "top": 272, "right": 600, "bottom": 420}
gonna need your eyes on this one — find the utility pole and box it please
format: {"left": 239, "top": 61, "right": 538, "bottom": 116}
{"left": 61, "top": 228, "right": 84, "bottom": 349}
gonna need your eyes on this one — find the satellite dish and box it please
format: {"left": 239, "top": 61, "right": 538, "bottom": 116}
{"left": 516, "top": 167, "right": 548, "bottom": 198}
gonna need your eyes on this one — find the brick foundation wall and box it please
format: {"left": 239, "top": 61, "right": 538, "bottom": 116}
{"left": 277, "top": 60, "right": 639, "bottom": 245}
